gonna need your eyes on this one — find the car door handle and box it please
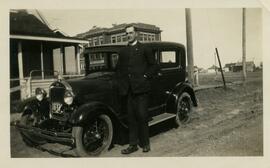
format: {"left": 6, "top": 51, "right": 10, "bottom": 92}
{"left": 165, "top": 91, "right": 171, "bottom": 94}
{"left": 158, "top": 72, "right": 163, "bottom": 77}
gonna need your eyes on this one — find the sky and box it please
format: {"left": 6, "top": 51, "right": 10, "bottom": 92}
{"left": 40, "top": 8, "right": 262, "bottom": 69}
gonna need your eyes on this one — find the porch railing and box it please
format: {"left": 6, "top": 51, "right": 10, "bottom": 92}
{"left": 10, "top": 70, "right": 84, "bottom": 100}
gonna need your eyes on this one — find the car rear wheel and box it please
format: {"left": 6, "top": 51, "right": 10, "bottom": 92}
{"left": 72, "top": 114, "right": 113, "bottom": 157}
{"left": 175, "top": 92, "right": 193, "bottom": 126}
{"left": 19, "top": 114, "right": 46, "bottom": 147}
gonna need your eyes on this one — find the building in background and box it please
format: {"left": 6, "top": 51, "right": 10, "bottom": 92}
{"left": 207, "top": 65, "right": 220, "bottom": 73}
{"left": 232, "top": 61, "right": 255, "bottom": 72}
{"left": 224, "top": 63, "right": 235, "bottom": 72}
{"left": 77, "top": 23, "right": 162, "bottom": 73}
{"left": 76, "top": 23, "right": 162, "bottom": 46}
{"left": 224, "top": 61, "right": 255, "bottom": 72}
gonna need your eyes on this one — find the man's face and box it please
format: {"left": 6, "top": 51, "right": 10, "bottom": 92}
{"left": 126, "top": 27, "right": 137, "bottom": 43}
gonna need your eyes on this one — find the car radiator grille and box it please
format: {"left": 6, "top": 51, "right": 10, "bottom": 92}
{"left": 50, "top": 86, "right": 65, "bottom": 103}
{"left": 49, "top": 86, "right": 66, "bottom": 120}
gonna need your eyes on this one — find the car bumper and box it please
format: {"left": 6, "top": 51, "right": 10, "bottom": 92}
{"left": 13, "top": 121, "right": 75, "bottom": 145}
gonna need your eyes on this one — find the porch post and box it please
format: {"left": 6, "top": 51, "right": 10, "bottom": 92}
{"left": 59, "top": 45, "right": 63, "bottom": 74}
{"left": 40, "top": 42, "right": 44, "bottom": 79}
{"left": 60, "top": 45, "right": 66, "bottom": 75}
{"left": 18, "top": 41, "right": 25, "bottom": 99}
{"left": 18, "top": 41, "right": 24, "bottom": 81}
{"left": 75, "top": 45, "right": 81, "bottom": 75}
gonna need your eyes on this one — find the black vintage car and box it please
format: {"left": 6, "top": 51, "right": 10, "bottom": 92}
{"left": 15, "top": 41, "right": 197, "bottom": 157}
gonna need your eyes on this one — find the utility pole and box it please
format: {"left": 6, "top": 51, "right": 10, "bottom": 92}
{"left": 242, "top": 8, "right": 247, "bottom": 82}
{"left": 185, "top": 8, "right": 194, "bottom": 85}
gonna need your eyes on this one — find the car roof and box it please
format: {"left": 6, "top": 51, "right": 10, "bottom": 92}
{"left": 84, "top": 41, "right": 185, "bottom": 53}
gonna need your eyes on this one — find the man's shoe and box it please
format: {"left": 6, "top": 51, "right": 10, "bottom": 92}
{"left": 121, "top": 145, "right": 138, "bottom": 154}
{"left": 142, "top": 145, "right": 151, "bottom": 153}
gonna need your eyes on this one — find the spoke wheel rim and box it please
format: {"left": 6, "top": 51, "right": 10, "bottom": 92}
{"left": 177, "top": 97, "right": 191, "bottom": 123}
{"left": 82, "top": 118, "right": 110, "bottom": 154}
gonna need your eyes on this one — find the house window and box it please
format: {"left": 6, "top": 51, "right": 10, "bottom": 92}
{"left": 88, "top": 38, "right": 93, "bottom": 46}
{"left": 148, "top": 34, "right": 152, "bottom": 41}
{"left": 122, "top": 35, "right": 127, "bottom": 42}
{"left": 151, "top": 35, "right": 155, "bottom": 41}
{"left": 96, "top": 54, "right": 100, "bottom": 60}
{"left": 111, "top": 36, "right": 116, "bottom": 43}
{"left": 99, "top": 36, "right": 104, "bottom": 45}
{"left": 143, "top": 33, "right": 148, "bottom": 41}
{"left": 139, "top": 33, "right": 143, "bottom": 41}
{"left": 100, "top": 54, "right": 104, "bottom": 59}
{"left": 93, "top": 38, "right": 98, "bottom": 46}
{"left": 117, "top": 35, "right": 121, "bottom": 43}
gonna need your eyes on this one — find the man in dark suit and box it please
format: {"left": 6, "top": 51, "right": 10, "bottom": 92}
{"left": 116, "top": 26, "right": 159, "bottom": 154}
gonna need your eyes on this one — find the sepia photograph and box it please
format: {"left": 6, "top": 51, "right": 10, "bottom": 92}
{"left": 1, "top": 0, "right": 270, "bottom": 167}
{"left": 9, "top": 7, "right": 263, "bottom": 157}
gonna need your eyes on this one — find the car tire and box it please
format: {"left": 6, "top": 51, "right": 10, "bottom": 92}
{"left": 72, "top": 114, "right": 113, "bottom": 157}
{"left": 175, "top": 92, "right": 193, "bottom": 127}
{"left": 19, "top": 114, "right": 46, "bottom": 147}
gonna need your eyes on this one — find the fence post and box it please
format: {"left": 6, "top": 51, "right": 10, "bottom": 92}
{"left": 215, "top": 48, "right": 226, "bottom": 89}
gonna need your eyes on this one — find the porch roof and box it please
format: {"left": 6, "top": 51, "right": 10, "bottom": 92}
{"left": 10, "top": 34, "right": 89, "bottom": 44}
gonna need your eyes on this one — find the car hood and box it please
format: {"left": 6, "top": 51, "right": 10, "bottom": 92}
{"left": 66, "top": 72, "right": 117, "bottom": 103}
{"left": 67, "top": 72, "right": 116, "bottom": 94}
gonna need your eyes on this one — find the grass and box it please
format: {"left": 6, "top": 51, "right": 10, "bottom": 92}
{"left": 197, "top": 71, "right": 262, "bottom": 86}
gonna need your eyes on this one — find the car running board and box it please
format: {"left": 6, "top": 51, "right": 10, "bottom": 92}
{"left": 148, "top": 113, "right": 176, "bottom": 126}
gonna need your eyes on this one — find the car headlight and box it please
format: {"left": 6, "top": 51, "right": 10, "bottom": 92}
{"left": 35, "top": 88, "right": 47, "bottom": 101}
{"left": 64, "top": 90, "right": 74, "bottom": 105}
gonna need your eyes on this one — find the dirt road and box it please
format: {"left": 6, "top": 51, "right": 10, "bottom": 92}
{"left": 10, "top": 73, "right": 263, "bottom": 157}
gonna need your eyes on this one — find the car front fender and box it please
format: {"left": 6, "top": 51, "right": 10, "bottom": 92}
{"left": 17, "top": 97, "right": 38, "bottom": 115}
{"left": 69, "top": 101, "right": 124, "bottom": 128}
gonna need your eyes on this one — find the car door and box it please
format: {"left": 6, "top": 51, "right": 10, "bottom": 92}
{"left": 148, "top": 49, "right": 164, "bottom": 116}
{"left": 156, "top": 48, "right": 186, "bottom": 109}
{"left": 148, "top": 47, "right": 185, "bottom": 117}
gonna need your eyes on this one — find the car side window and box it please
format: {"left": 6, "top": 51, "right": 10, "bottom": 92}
{"left": 159, "top": 50, "right": 179, "bottom": 69}
{"left": 88, "top": 53, "right": 107, "bottom": 71}
{"left": 160, "top": 51, "right": 176, "bottom": 63}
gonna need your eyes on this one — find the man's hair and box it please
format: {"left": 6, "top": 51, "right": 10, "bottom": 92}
{"left": 125, "top": 25, "right": 137, "bottom": 32}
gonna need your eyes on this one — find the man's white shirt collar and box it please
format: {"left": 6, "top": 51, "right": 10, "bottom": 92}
{"left": 130, "top": 40, "right": 138, "bottom": 46}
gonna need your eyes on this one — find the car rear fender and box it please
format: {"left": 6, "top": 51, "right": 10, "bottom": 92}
{"left": 166, "top": 82, "right": 198, "bottom": 113}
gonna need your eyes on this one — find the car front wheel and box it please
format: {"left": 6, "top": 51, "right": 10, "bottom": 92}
{"left": 175, "top": 92, "right": 193, "bottom": 126}
{"left": 72, "top": 114, "right": 113, "bottom": 157}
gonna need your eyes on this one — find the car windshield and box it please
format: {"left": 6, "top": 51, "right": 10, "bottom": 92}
{"left": 85, "top": 52, "right": 119, "bottom": 73}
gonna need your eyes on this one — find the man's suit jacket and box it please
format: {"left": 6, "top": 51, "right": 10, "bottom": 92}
{"left": 115, "top": 42, "right": 159, "bottom": 95}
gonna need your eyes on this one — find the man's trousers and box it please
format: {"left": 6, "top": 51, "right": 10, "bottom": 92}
{"left": 127, "top": 91, "right": 149, "bottom": 147}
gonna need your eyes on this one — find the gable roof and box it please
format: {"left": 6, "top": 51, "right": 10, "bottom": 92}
{"left": 10, "top": 10, "right": 88, "bottom": 43}
{"left": 10, "top": 10, "right": 64, "bottom": 38}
